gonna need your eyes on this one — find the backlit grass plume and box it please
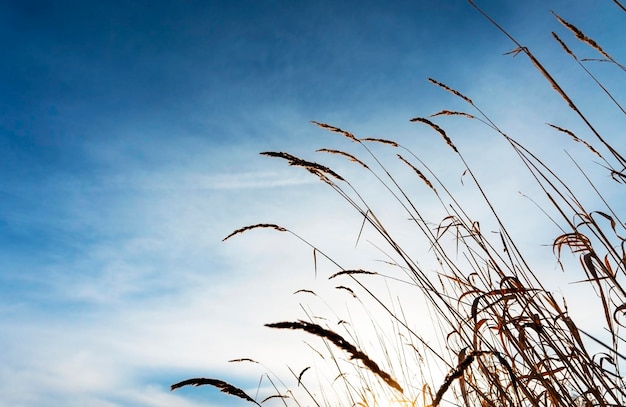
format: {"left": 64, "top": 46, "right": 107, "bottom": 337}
{"left": 265, "top": 320, "right": 404, "bottom": 393}
{"left": 173, "top": 2, "right": 625, "bottom": 406}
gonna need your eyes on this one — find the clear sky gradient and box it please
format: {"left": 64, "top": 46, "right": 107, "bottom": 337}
{"left": 1, "top": 1, "right": 624, "bottom": 406}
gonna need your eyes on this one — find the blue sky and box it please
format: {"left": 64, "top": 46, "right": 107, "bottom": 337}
{"left": 1, "top": 1, "right": 624, "bottom": 406}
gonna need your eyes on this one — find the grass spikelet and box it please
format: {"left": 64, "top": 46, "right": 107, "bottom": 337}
{"left": 223, "top": 223, "right": 287, "bottom": 241}
{"left": 551, "top": 11, "right": 616, "bottom": 64}
{"left": 294, "top": 289, "right": 317, "bottom": 295}
{"left": 310, "top": 121, "right": 359, "bottom": 142}
{"left": 427, "top": 78, "right": 473, "bottom": 104}
{"left": 261, "top": 394, "right": 289, "bottom": 403}
{"left": 359, "top": 137, "right": 399, "bottom": 147}
{"left": 548, "top": 34, "right": 626, "bottom": 114}
{"left": 431, "top": 353, "right": 476, "bottom": 407}
{"left": 547, "top": 123, "right": 602, "bottom": 157}
{"left": 260, "top": 151, "right": 345, "bottom": 181}
{"left": 328, "top": 269, "right": 378, "bottom": 280}
{"left": 316, "top": 148, "right": 370, "bottom": 169}
{"left": 471, "top": 0, "right": 626, "bottom": 166}
{"left": 397, "top": 154, "right": 436, "bottom": 192}
{"left": 551, "top": 32, "right": 575, "bottom": 58}
{"left": 580, "top": 58, "right": 613, "bottom": 64}
{"left": 297, "top": 366, "right": 310, "bottom": 386}
{"left": 229, "top": 358, "right": 259, "bottom": 363}
{"left": 265, "top": 320, "right": 404, "bottom": 393}
{"left": 335, "top": 285, "right": 357, "bottom": 298}
{"left": 429, "top": 110, "right": 475, "bottom": 119}
{"left": 409, "top": 117, "right": 458, "bottom": 153}
{"left": 171, "top": 378, "right": 261, "bottom": 406}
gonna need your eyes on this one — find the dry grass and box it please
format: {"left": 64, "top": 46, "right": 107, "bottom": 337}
{"left": 171, "top": 378, "right": 261, "bottom": 406}
{"left": 172, "top": 2, "right": 625, "bottom": 407}
{"left": 409, "top": 117, "right": 458, "bottom": 153}
{"left": 265, "top": 321, "right": 404, "bottom": 393}
{"left": 550, "top": 11, "right": 625, "bottom": 72}
{"left": 223, "top": 223, "right": 287, "bottom": 242}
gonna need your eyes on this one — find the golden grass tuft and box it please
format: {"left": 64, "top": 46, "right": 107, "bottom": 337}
{"left": 260, "top": 151, "right": 345, "bottom": 182}
{"left": 551, "top": 32, "right": 575, "bottom": 58}
{"left": 360, "top": 138, "right": 399, "bottom": 147}
{"left": 397, "top": 154, "right": 436, "bottom": 192}
{"left": 316, "top": 148, "right": 370, "bottom": 169}
{"left": 310, "top": 120, "right": 359, "bottom": 142}
{"left": 429, "top": 110, "right": 475, "bottom": 119}
{"left": 409, "top": 117, "right": 458, "bottom": 153}
{"left": 546, "top": 123, "right": 602, "bottom": 158}
{"left": 551, "top": 12, "right": 613, "bottom": 62}
{"left": 427, "top": 78, "right": 473, "bottom": 105}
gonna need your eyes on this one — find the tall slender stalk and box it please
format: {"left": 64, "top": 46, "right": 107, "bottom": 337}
{"left": 173, "top": 3, "right": 625, "bottom": 406}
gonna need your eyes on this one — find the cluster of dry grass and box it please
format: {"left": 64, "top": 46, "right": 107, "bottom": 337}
{"left": 173, "top": 2, "right": 625, "bottom": 406}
